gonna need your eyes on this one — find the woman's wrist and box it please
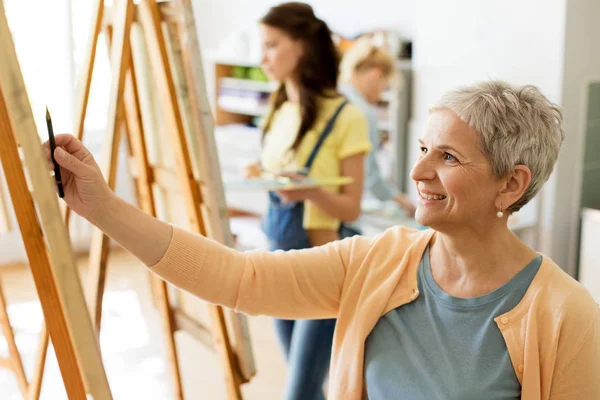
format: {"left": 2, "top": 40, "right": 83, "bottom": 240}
{"left": 88, "top": 191, "right": 121, "bottom": 230}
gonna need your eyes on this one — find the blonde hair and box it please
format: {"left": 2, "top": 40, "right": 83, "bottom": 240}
{"left": 433, "top": 80, "right": 565, "bottom": 213}
{"left": 339, "top": 37, "right": 396, "bottom": 84}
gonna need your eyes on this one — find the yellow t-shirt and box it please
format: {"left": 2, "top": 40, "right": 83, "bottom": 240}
{"left": 261, "top": 96, "right": 371, "bottom": 230}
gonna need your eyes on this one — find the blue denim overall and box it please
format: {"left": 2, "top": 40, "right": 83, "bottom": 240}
{"left": 262, "top": 100, "right": 352, "bottom": 400}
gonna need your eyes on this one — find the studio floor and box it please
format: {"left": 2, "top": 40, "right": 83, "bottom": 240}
{"left": 0, "top": 219, "right": 288, "bottom": 400}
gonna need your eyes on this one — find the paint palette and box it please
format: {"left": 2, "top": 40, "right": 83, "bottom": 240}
{"left": 225, "top": 176, "right": 354, "bottom": 191}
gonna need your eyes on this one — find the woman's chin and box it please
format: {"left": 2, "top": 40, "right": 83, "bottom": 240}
{"left": 414, "top": 211, "right": 428, "bottom": 227}
{"left": 414, "top": 209, "right": 440, "bottom": 229}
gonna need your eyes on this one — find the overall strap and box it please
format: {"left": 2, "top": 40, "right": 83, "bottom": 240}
{"left": 303, "top": 99, "right": 349, "bottom": 172}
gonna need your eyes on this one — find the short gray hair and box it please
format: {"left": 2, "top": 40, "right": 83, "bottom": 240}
{"left": 433, "top": 80, "right": 565, "bottom": 212}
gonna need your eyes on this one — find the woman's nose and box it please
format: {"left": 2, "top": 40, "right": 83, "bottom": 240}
{"left": 410, "top": 156, "right": 436, "bottom": 183}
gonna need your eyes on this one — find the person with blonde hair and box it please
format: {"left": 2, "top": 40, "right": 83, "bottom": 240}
{"left": 44, "top": 80, "right": 599, "bottom": 399}
{"left": 339, "top": 37, "right": 416, "bottom": 216}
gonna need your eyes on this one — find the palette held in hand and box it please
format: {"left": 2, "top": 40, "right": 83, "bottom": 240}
{"left": 226, "top": 173, "right": 353, "bottom": 192}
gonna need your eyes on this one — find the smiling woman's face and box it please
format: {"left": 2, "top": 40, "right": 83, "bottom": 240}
{"left": 410, "top": 108, "right": 504, "bottom": 231}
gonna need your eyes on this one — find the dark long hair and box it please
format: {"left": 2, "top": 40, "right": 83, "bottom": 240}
{"left": 260, "top": 2, "right": 340, "bottom": 151}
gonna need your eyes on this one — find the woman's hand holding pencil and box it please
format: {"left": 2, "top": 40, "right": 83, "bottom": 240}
{"left": 42, "top": 133, "right": 113, "bottom": 223}
{"left": 41, "top": 133, "right": 172, "bottom": 267}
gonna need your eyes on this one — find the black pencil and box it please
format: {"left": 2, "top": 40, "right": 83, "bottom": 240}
{"left": 46, "top": 107, "right": 64, "bottom": 198}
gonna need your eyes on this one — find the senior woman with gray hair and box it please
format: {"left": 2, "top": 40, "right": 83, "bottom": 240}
{"left": 45, "top": 80, "right": 599, "bottom": 399}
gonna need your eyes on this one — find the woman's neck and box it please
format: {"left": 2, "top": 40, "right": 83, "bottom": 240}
{"left": 284, "top": 79, "right": 301, "bottom": 103}
{"left": 429, "top": 226, "right": 537, "bottom": 297}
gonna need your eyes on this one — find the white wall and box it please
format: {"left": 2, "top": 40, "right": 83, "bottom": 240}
{"left": 192, "top": 0, "right": 416, "bottom": 53}
{"left": 407, "top": 0, "right": 567, "bottom": 249}
{"left": 404, "top": 0, "right": 600, "bottom": 274}
{"left": 543, "top": 0, "right": 600, "bottom": 275}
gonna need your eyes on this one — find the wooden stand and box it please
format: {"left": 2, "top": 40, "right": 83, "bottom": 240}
{"left": 0, "top": 1, "right": 112, "bottom": 398}
{"left": 64, "top": 0, "right": 254, "bottom": 398}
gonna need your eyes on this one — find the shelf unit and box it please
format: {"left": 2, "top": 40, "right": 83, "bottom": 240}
{"left": 214, "top": 58, "right": 270, "bottom": 125}
{"left": 213, "top": 57, "right": 402, "bottom": 135}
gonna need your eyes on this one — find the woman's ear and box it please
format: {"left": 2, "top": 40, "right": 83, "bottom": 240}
{"left": 495, "top": 165, "right": 532, "bottom": 210}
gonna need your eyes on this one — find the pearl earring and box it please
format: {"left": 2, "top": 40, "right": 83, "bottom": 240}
{"left": 497, "top": 210, "right": 504, "bottom": 218}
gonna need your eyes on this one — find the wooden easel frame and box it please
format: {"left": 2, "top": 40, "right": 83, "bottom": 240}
{"left": 161, "top": 0, "right": 256, "bottom": 383}
{"left": 58, "top": 0, "right": 254, "bottom": 398}
{"left": 0, "top": 1, "right": 112, "bottom": 398}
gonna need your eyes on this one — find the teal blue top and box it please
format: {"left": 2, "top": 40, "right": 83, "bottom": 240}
{"left": 364, "top": 246, "right": 542, "bottom": 399}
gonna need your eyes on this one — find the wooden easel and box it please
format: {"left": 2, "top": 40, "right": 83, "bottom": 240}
{"left": 0, "top": 0, "right": 112, "bottom": 398}
{"left": 59, "top": 0, "right": 254, "bottom": 398}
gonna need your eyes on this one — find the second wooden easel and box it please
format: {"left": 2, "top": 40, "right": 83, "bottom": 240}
{"left": 58, "top": 0, "right": 254, "bottom": 398}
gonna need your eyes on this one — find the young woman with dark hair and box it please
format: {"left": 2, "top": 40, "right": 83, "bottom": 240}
{"left": 243, "top": 3, "right": 371, "bottom": 399}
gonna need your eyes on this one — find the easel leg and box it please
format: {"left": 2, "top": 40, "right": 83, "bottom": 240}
{"left": 155, "top": 280, "right": 184, "bottom": 398}
{"left": 0, "top": 89, "right": 89, "bottom": 400}
{"left": 27, "top": 325, "right": 48, "bottom": 400}
{"left": 0, "top": 277, "right": 28, "bottom": 397}
{"left": 138, "top": 1, "right": 244, "bottom": 398}
{"left": 65, "top": 0, "right": 104, "bottom": 230}
{"left": 73, "top": 0, "right": 104, "bottom": 142}
{"left": 86, "top": 230, "right": 112, "bottom": 330}
{"left": 85, "top": 0, "right": 135, "bottom": 332}
{"left": 123, "top": 34, "right": 184, "bottom": 399}
{"left": 168, "top": 1, "right": 255, "bottom": 381}
{"left": 207, "top": 307, "right": 244, "bottom": 399}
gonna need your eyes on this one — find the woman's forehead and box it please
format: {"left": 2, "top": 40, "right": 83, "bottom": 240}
{"left": 424, "top": 109, "right": 483, "bottom": 154}
{"left": 260, "top": 24, "right": 285, "bottom": 39}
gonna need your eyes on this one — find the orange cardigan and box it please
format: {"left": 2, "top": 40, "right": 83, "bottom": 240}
{"left": 150, "top": 226, "right": 600, "bottom": 399}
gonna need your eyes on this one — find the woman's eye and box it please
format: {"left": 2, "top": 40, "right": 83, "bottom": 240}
{"left": 420, "top": 146, "right": 428, "bottom": 154}
{"left": 444, "top": 152, "right": 457, "bottom": 162}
